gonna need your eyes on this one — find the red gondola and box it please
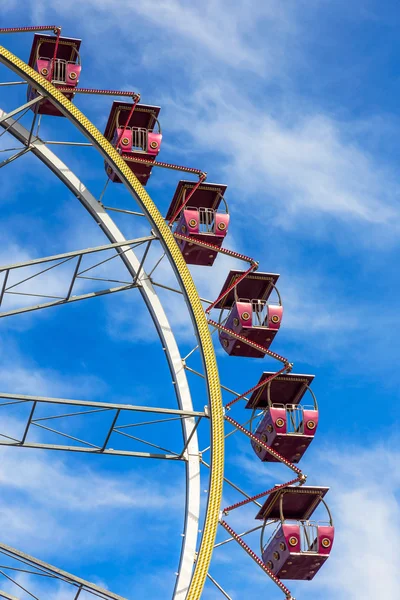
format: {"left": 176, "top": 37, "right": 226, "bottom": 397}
{"left": 27, "top": 34, "right": 81, "bottom": 116}
{"left": 215, "top": 270, "right": 283, "bottom": 357}
{"left": 104, "top": 101, "right": 162, "bottom": 185}
{"left": 246, "top": 372, "right": 317, "bottom": 463}
{"left": 166, "top": 180, "right": 229, "bottom": 266}
{"left": 257, "top": 486, "right": 334, "bottom": 581}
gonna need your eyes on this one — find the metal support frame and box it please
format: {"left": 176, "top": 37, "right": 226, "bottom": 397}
{"left": 0, "top": 108, "right": 202, "bottom": 599}
{"left": 201, "top": 459, "right": 262, "bottom": 509}
{"left": 102, "top": 204, "right": 145, "bottom": 218}
{"left": 151, "top": 279, "right": 213, "bottom": 305}
{"left": 214, "top": 525, "right": 263, "bottom": 549}
{"left": 206, "top": 574, "right": 233, "bottom": 600}
{"left": 0, "top": 236, "right": 156, "bottom": 317}
{"left": 0, "top": 542, "right": 128, "bottom": 600}
{"left": 0, "top": 283, "right": 139, "bottom": 318}
{"left": 0, "top": 97, "right": 42, "bottom": 124}
{"left": 0, "top": 39, "right": 327, "bottom": 600}
{"left": 0, "top": 392, "right": 206, "bottom": 459}
{"left": 0, "top": 393, "right": 204, "bottom": 417}
{"left": 0, "top": 442, "right": 182, "bottom": 460}
{"left": 0, "top": 81, "right": 27, "bottom": 86}
{"left": 0, "top": 146, "right": 31, "bottom": 169}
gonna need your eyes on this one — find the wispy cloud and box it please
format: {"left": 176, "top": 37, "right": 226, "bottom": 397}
{"left": 165, "top": 85, "right": 400, "bottom": 231}
{"left": 0, "top": 334, "right": 106, "bottom": 397}
{"left": 0, "top": 443, "right": 184, "bottom": 567}
{"left": 30, "top": 0, "right": 296, "bottom": 76}
{"left": 306, "top": 444, "right": 400, "bottom": 599}
{"left": 0, "top": 447, "right": 180, "bottom": 512}
{"left": 0, "top": 445, "right": 185, "bottom": 600}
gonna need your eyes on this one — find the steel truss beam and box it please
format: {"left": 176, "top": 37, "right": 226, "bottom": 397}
{"left": 0, "top": 393, "right": 205, "bottom": 416}
{"left": 0, "top": 393, "right": 205, "bottom": 459}
{"left": 0, "top": 236, "right": 156, "bottom": 318}
{"left": 0, "top": 97, "right": 42, "bottom": 124}
{"left": 0, "top": 81, "right": 27, "bottom": 86}
{"left": 0, "top": 284, "right": 139, "bottom": 318}
{"left": 0, "top": 442, "right": 181, "bottom": 460}
{"left": 1, "top": 237, "right": 156, "bottom": 271}
{"left": 0, "top": 543, "right": 127, "bottom": 600}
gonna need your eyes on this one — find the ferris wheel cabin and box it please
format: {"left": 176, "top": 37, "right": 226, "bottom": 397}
{"left": 215, "top": 270, "right": 283, "bottom": 357}
{"left": 27, "top": 34, "right": 81, "bottom": 116}
{"left": 166, "top": 180, "right": 229, "bottom": 266}
{"left": 257, "top": 486, "right": 334, "bottom": 581}
{"left": 246, "top": 372, "right": 317, "bottom": 463}
{"left": 104, "top": 101, "right": 162, "bottom": 185}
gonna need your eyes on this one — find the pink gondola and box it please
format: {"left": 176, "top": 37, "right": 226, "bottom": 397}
{"left": 27, "top": 34, "right": 81, "bottom": 116}
{"left": 215, "top": 270, "right": 283, "bottom": 357}
{"left": 104, "top": 101, "right": 162, "bottom": 185}
{"left": 257, "top": 486, "right": 334, "bottom": 581}
{"left": 167, "top": 180, "right": 229, "bottom": 266}
{"left": 247, "top": 372, "right": 317, "bottom": 463}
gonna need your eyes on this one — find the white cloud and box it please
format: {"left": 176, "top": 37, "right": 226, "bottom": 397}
{"left": 0, "top": 347, "right": 106, "bottom": 398}
{"left": 167, "top": 86, "right": 400, "bottom": 229}
{"left": 0, "top": 443, "right": 186, "bottom": 583}
{"left": 28, "top": 0, "right": 296, "bottom": 76}
{"left": 305, "top": 444, "right": 400, "bottom": 599}
{"left": 280, "top": 271, "right": 362, "bottom": 336}
{"left": 0, "top": 447, "right": 180, "bottom": 512}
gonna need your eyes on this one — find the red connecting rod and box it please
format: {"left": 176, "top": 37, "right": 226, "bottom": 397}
{"left": 219, "top": 520, "right": 295, "bottom": 599}
{"left": 0, "top": 25, "right": 61, "bottom": 35}
{"left": 224, "top": 365, "right": 290, "bottom": 409}
{"left": 222, "top": 476, "right": 304, "bottom": 515}
{"left": 225, "top": 415, "right": 303, "bottom": 475}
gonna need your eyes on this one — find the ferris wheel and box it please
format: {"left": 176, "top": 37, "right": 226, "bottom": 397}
{"left": 0, "top": 25, "right": 334, "bottom": 600}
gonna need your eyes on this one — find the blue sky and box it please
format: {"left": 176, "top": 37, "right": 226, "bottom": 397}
{"left": 0, "top": 1, "right": 400, "bottom": 599}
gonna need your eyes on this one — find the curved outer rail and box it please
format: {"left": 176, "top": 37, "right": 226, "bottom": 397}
{"left": 0, "top": 46, "right": 225, "bottom": 600}
{"left": 0, "top": 108, "right": 200, "bottom": 599}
